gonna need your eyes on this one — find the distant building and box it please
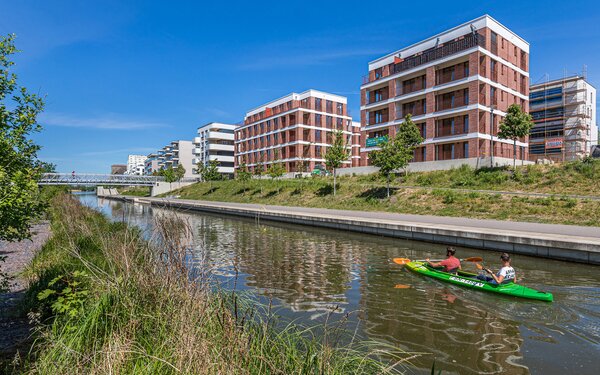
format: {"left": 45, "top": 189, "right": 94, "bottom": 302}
{"left": 159, "top": 140, "right": 195, "bottom": 177}
{"left": 111, "top": 164, "right": 127, "bottom": 175}
{"left": 126, "top": 154, "right": 146, "bottom": 175}
{"left": 144, "top": 152, "right": 160, "bottom": 175}
{"left": 235, "top": 89, "right": 360, "bottom": 175}
{"left": 360, "top": 15, "right": 530, "bottom": 170}
{"left": 193, "top": 122, "right": 237, "bottom": 178}
{"left": 529, "top": 75, "right": 597, "bottom": 162}
{"left": 592, "top": 145, "right": 600, "bottom": 158}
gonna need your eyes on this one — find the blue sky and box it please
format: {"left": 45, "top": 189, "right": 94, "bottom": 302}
{"left": 2, "top": 0, "right": 599, "bottom": 173}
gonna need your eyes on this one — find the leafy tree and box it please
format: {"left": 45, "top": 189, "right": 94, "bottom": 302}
{"left": 174, "top": 164, "right": 186, "bottom": 181}
{"left": 253, "top": 155, "right": 265, "bottom": 194}
{"left": 324, "top": 130, "right": 350, "bottom": 196}
{"left": 0, "top": 34, "right": 47, "bottom": 242}
{"left": 197, "top": 159, "right": 221, "bottom": 182}
{"left": 236, "top": 160, "right": 251, "bottom": 182}
{"left": 39, "top": 161, "right": 57, "bottom": 173}
{"left": 236, "top": 160, "right": 251, "bottom": 194}
{"left": 369, "top": 114, "right": 424, "bottom": 198}
{"left": 498, "top": 104, "right": 534, "bottom": 169}
{"left": 267, "top": 149, "right": 286, "bottom": 180}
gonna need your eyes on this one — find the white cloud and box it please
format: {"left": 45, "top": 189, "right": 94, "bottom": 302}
{"left": 80, "top": 147, "right": 157, "bottom": 157}
{"left": 40, "top": 113, "right": 169, "bottom": 130}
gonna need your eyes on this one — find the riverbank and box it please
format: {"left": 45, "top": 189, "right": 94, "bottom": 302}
{"left": 161, "top": 162, "right": 600, "bottom": 227}
{"left": 0, "top": 222, "right": 51, "bottom": 364}
{"left": 102, "top": 195, "right": 600, "bottom": 265}
{"left": 3, "top": 193, "right": 404, "bottom": 374}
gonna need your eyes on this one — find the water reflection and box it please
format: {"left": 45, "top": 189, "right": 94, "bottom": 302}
{"left": 76, "top": 193, "right": 600, "bottom": 375}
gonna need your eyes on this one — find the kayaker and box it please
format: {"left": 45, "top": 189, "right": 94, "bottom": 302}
{"left": 480, "top": 253, "right": 517, "bottom": 284}
{"left": 425, "top": 247, "right": 461, "bottom": 273}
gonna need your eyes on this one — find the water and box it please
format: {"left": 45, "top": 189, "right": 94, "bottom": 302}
{"left": 77, "top": 193, "right": 600, "bottom": 375}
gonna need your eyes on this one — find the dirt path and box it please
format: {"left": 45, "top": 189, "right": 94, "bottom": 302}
{"left": 0, "top": 222, "right": 51, "bottom": 366}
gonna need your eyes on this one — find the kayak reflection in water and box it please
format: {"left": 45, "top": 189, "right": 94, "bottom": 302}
{"left": 478, "top": 253, "right": 517, "bottom": 285}
{"left": 425, "top": 247, "right": 461, "bottom": 274}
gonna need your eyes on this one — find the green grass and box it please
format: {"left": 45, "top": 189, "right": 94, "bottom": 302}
{"left": 4, "top": 194, "right": 410, "bottom": 374}
{"left": 119, "top": 186, "right": 151, "bottom": 197}
{"left": 168, "top": 160, "right": 600, "bottom": 227}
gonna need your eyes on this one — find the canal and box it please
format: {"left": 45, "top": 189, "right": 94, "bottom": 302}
{"left": 78, "top": 193, "right": 600, "bottom": 375}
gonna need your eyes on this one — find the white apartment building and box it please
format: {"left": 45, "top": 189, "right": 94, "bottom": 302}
{"left": 163, "top": 140, "right": 195, "bottom": 177}
{"left": 193, "top": 122, "right": 237, "bottom": 178}
{"left": 126, "top": 154, "right": 146, "bottom": 175}
{"left": 144, "top": 152, "right": 160, "bottom": 175}
{"left": 529, "top": 75, "right": 597, "bottom": 162}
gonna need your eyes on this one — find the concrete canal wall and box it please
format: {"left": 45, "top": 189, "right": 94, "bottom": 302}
{"left": 98, "top": 195, "right": 600, "bottom": 265}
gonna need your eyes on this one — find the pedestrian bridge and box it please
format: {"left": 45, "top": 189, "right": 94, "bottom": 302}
{"left": 39, "top": 173, "right": 198, "bottom": 187}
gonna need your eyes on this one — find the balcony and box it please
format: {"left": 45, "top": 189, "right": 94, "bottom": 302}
{"left": 363, "top": 33, "right": 485, "bottom": 84}
{"left": 193, "top": 136, "right": 202, "bottom": 144}
{"left": 207, "top": 131, "right": 234, "bottom": 140}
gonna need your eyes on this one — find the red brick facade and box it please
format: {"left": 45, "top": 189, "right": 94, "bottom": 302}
{"left": 235, "top": 90, "right": 360, "bottom": 174}
{"left": 360, "top": 16, "right": 530, "bottom": 167}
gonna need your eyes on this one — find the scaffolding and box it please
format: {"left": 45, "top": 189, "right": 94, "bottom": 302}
{"left": 530, "top": 69, "right": 592, "bottom": 163}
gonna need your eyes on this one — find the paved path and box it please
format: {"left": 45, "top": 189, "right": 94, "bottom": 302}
{"left": 0, "top": 222, "right": 51, "bottom": 365}
{"left": 103, "top": 195, "right": 600, "bottom": 263}
{"left": 160, "top": 198, "right": 600, "bottom": 240}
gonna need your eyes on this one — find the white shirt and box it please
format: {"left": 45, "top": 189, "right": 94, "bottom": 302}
{"left": 497, "top": 266, "right": 515, "bottom": 282}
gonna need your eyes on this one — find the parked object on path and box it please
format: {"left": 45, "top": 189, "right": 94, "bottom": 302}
{"left": 394, "top": 259, "right": 553, "bottom": 302}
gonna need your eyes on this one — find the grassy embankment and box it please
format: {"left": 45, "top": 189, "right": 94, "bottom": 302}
{"left": 118, "top": 186, "right": 151, "bottom": 197}
{"left": 5, "top": 193, "right": 407, "bottom": 374}
{"left": 171, "top": 160, "right": 600, "bottom": 226}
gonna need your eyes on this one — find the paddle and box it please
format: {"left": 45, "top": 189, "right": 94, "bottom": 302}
{"left": 393, "top": 256, "right": 483, "bottom": 265}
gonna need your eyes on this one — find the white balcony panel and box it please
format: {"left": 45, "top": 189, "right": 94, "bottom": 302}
{"left": 208, "top": 155, "right": 234, "bottom": 163}
{"left": 207, "top": 131, "right": 234, "bottom": 140}
{"left": 217, "top": 167, "right": 234, "bottom": 174}
{"left": 207, "top": 143, "right": 233, "bottom": 151}
{"left": 193, "top": 137, "right": 202, "bottom": 144}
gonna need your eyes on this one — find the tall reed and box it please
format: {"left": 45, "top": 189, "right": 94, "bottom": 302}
{"left": 13, "top": 194, "right": 412, "bottom": 374}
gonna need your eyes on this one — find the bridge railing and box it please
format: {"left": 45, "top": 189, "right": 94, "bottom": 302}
{"left": 39, "top": 173, "right": 200, "bottom": 186}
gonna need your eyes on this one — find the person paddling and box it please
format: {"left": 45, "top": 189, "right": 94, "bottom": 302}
{"left": 425, "top": 247, "right": 461, "bottom": 273}
{"left": 479, "top": 253, "right": 517, "bottom": 284}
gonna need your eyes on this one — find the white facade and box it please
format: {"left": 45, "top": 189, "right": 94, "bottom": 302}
{"left": 193, "top": 122, "right": 237, "bottom": 177}
{"left": 126, "top": 154, "right": 146, "bottom": 175}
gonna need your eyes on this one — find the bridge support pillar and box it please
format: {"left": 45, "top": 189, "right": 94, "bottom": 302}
{"left": 151, "top": 181, "right": 196, "bottom": 197}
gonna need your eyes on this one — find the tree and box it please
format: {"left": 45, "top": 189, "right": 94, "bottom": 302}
{"left": 236, "top": 160, "right": 251, "bottom": 194}
{"left": 39, "top": 161, "right": 57, "bottom": 173}
{"left": 174, "top": 164, "right": 186, "bottom": 181}
{"left": 324, "top": 130, "right": 350, "bottom": 196}
{"left": 267, "top": 149, "right": 286, "bottom": 180}
{"left": 498, "top": 104, "right": 534, "bottom": 169}
{"left": 197, "top": 159, "right": 222, "bottom": 191}
{"left": 0, "top": 34, "right": 47, "bottom": 242}
{"left": 197, "top": 159, "right": 221, "bottom": 182}
{"left": 253, "top": 155, "right": 265, "bottom": 194}
{"left": 369, "top": 114, "right": 424, "bottom": 198}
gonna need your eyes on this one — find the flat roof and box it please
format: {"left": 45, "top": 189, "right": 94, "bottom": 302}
{"left": 245, "top": 89, "right": 348, "bottom": 118}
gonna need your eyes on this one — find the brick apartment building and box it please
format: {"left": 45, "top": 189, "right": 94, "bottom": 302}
{"left": 360, "top": 15, "right": 530, "bottom": 169}
{"left": 234, "top": 90, "right": 361, "bottom": 174}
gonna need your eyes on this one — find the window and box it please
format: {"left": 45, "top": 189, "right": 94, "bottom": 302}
{"left": 464, "top": 115, "right": 469, "bottom": 133}
{"left": 464, "top": 143, "right": 469, "bottom": 158}
{"left": 375, "top": 68, "right": 383, "bottom": 79}
{"left": 326, "top": 100, "right": 333, "bottom": 113}
{"left": 315, "top": 146, "right": 321, "bottom": 156}
{"left": 315, "top": 114, "right": 322, "bottom": 126}
{"left": 315, "top": 98, "right": 322, "bottom": 111}
{"left": 464, "top": 88, "right": 469, "bottom": 104}
{"left": 315, "top": 130, "right": 322, "bottom": 142}
{"left": 491, "top": 87, "right": 497, "bottom": 104}
{"left": 326, "top": 116, "right": 332, "bottom": 128}
{"left": 337, "top": 103, "right": 343, "bottom": 115}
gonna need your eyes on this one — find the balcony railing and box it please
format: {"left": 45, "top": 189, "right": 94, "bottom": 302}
{"left": 362, "top": 33, "right": 485, "bottom": 85}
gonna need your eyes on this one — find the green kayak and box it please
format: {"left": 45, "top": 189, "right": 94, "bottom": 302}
{"left": 404, "top": 261, "right": 553, "bottom": 302}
